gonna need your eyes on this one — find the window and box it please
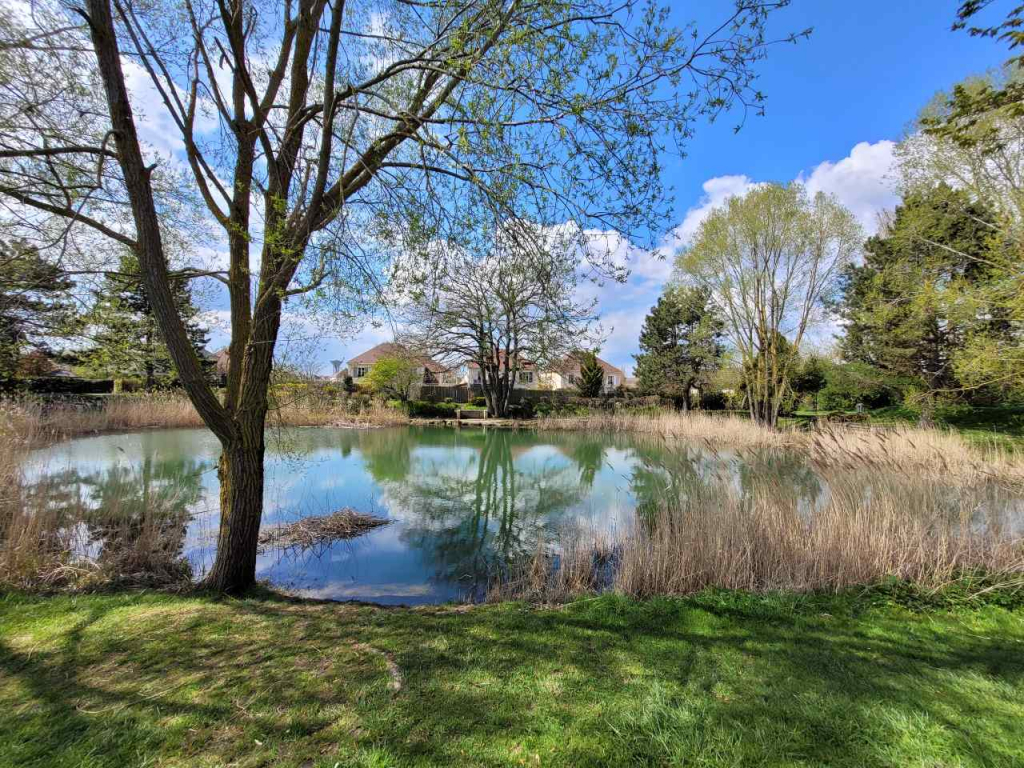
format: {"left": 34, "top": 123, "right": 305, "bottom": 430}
{"left": 567, "top": 374, "right": 576, "bottom": 385}
{"left": 519, "top": 371, "right": 534, "bottom": 384}
{"left": 606, "top": 375, "right": 616, "bottom": 387}
{"left": 354, "top": 366, "right": 368, "bottom": 378}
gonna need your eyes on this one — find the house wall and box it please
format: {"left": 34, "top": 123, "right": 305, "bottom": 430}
{"left": 463, "top": 368, "right": 541, "bottom": 389}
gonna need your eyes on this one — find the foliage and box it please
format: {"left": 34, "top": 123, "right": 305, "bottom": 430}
{"left": 699, "top": 390, "right": 729, "bottom": 410}
{"left": 576, "top": 351, "right": 606, "bottom": 398}
{"left": 679, "top": 183, "right": 861, "bottom": 427}
{"left": 0, "top": 239, "right": 77, "bottom": 381}
{"left": 789, "top": 354, "right": 830, "bottom": 398}
{"left": 818, "top": 362, "right": 903, "bottom": 411}
{"left": 837, "top": 185, "right": 1009, "bottom": 413}
{"left": 405, "top": 400, "right": 460, "bottom": 419}
{"left": 82, "top": 252, "right": 208, "bottom": 390}
{"left": 634, "top": 286, "right": 724, "bottom": 409}
{"left": 363, "top": 355, "right": 420, "bottom": 402}
{"left": 922, "top": 3, "right": 1024, "bottom": 150}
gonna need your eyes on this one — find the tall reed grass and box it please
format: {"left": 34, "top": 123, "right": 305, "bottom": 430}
{"left": 538, "top": 410, "right": 1023, "bottom": 484}
{"left": 2, "top": 390, "right": 408, "bottom": 447}
{"left": 0, "top": 405, "right": 197, "bottom": 590}
{"left": 492, "top": 466, "right": 1024, "bottom": 602}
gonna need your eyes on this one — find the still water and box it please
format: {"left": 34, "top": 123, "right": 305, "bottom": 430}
{"left": 24, "top": 425, "right": 1012, "bottom": 604}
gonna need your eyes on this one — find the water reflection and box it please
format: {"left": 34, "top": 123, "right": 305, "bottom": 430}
{"left": 23, "top": 426, "right": 1023, "bottom": 604}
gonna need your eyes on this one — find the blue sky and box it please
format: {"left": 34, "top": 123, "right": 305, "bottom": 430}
{"left": 202, "top": 1, "right": 1011, "bottom": 376}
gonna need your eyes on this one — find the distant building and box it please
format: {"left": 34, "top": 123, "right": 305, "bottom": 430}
{"left": 340, "top": 343, "right": 456, "bottom": 385}
{"left": 462, "top": 354, "right": 541, "bottom": 390}
{"left": 542, "top": 353, "right": 626, "bottom": 393}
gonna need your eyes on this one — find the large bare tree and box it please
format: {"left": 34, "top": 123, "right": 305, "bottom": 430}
{"left": 0, "top": 0, "right": 801, "bottom": 591}
{"left": 405, "top": 230, "right": 599, "bottom": 416}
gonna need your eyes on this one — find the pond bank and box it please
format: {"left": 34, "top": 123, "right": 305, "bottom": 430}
{"left": 2, "top": 588, "right": 1022, "bottom": 767}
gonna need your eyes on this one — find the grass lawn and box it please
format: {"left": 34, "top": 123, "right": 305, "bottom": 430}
{"left": 787, "top": 405, "right": 1024, "bottom": 450}
{"left": 2, "top": 590, "right": 1023, "bottom": 767}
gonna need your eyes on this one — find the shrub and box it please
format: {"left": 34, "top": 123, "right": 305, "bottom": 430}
{"left": 819, "top": 363, "right": 900, "bottom": 411}
{"left": 507, "top": 400, "right": 536, "bottom": 419}
{"left": 471, "top": 396, "right": 487, "bottom": 407}
{"left": 406, "top": 400, "right": 460, "bottom": 418}
{"left": 699, "top": 391, "right": 727, "bottom": 411}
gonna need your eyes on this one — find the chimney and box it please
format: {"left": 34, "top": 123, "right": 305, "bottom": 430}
{"left": 330, "top": 359, "right": 343, "bottom": 375}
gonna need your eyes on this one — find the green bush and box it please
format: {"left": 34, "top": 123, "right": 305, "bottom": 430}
{"left": 406, "top": 400, "right": 460, "bottom": 418}
{"left": 507, "top": 400, "right": 536, "bottom": 419}
{"left": 818, "top": 363, "right": 900, "bottom": 411}
{"left": 471, "top": 396, "right": 487, "bottom": 407}
{"left": 699, "top": 391, "right": 727, "bottom": 411}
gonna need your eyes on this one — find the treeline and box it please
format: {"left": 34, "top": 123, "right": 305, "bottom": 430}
{"left": 636, "top": 58, "right": 1024, "bottom": 425}
{"left": 0, "top": 243, "right": 211, "bottom": 391}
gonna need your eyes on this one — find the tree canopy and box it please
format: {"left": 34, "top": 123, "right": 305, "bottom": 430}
{"left": 634, "top": 286, "right": 724, "bottom": 408}
{"left": 678, "top": 183, "right": 861, "bottom": 426}
{"left": 0, "top": 239, "right": 77, "bottom": 381}
{"left": 83, "top": 252, "right": 209, "bottom": 390}
{"left": 577, "top": 351, "right": 605, "bottom": 398}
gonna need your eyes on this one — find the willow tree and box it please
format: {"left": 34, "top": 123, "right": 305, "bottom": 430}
{"left": 0, "top": 0, "right": 800, "bottom": 591}
{"left": 678, "top": 184, "right": 861, "bottom": 428}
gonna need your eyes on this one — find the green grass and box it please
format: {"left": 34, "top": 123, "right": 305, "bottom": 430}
{"left": 2, "top": 590, "right": 1023, "bottom": 767}
{"left": 787, "top": 405, "right": 1024, "bottom": 449}
{"left": 867, "top": 405, "right": 1024, "bottom": 449}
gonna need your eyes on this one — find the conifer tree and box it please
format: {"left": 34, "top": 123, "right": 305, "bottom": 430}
{"left": 577, "top": 351, "right": 606, "bottom": 398}
{"left": 85, "top": 253, "right": 209, "bottom": 390}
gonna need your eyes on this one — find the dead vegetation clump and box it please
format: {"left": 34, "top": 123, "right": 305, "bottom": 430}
{"left": 258, "top": 509, "right": 391, "bottom": 553}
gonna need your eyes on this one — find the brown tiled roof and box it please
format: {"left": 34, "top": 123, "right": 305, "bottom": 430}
{"left": 212, "top": 347, "right": 231, "bottom": 375}
{"left": 549, "top": 353, "right": 625, "bottom": 378}
{"left": 348, "top": 343, "right": 445, "bottom": 373}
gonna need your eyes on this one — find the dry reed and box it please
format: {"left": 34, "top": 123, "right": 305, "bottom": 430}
{"left": 3, "top": 391, "right": 409, "bottom": 447}
{"left": 257, "top": 509, "right": 390, "bottom": 552}
{"left": 494, "top": 466, "right": 1024, "bottom": 602}
{"left": 538, "top": 410, "right": 1023, "bottom": 485}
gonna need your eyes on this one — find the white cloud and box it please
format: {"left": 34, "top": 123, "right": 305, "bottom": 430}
{"left": 587, "top": 141, "right": 899, "bottom": 374}
{"left": 798, "top": 140, "right": 898, "bottom": 234}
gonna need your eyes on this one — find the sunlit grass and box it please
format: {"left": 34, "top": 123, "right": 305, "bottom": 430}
{"left": 1, "top": 590, "right": 1022, "bottom": 767}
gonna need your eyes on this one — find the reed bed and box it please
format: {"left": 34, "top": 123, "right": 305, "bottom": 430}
{"left": 2, "top": 391, "right": 408, "bottom": 446}
{"left": 0, "top": 426, "right": 194, "bottom": 591}
{"left": 539, "top": 410, "right": 1023, "bottom": 484}
{"left": 537, "top": 410, "right": 789, "bottom": 449}
{"left": 494, "top": 467, "right": 1024, "bottom": 602}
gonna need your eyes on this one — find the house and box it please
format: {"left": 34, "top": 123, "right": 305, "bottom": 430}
{"left": 462, "top": 355, "right": 541, "bottom": 390}
{"left": 460, "top": 351, "right": 626, "bottom": 393}
{"left": 543, "top": 354, "right": 626, "bottom": 394}
{"left": 340, "top": 343, "right": 456, "bottom": 385}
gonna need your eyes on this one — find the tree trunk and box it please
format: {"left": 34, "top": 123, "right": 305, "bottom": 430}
{"left": 200, "top": 437, "right": 266, "bottom": 592}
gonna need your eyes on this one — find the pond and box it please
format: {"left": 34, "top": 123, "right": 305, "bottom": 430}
{"left": 23, "top": 426, "right": 1024, "bottom": 604}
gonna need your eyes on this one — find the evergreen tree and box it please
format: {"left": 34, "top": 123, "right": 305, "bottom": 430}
{"left": 634, "top": 286, "right": 725, "bottom": 410}
{"left": 85, "top": 253, "right": 209, "bottom": 390}
{"left": 0, "top": 239, "right": 77, "bottom": 381}
{"left": 838, "top": 184, "right": 1007, "bottom": 416}
{"left": 577, "top": 351, "right": 605, "bottom": 397}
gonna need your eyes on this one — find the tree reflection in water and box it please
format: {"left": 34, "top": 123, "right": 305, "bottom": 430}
{"left": 362, "top": 429, "right": 591, "bottom": 597}
{"left": 25, "top": 444, "right": 210, "bottom": 573}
